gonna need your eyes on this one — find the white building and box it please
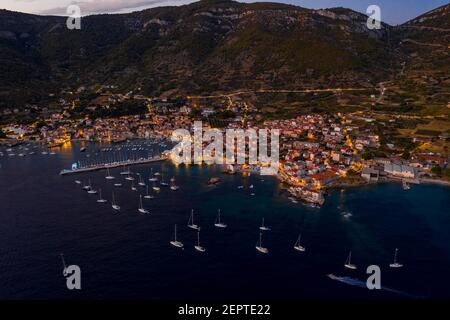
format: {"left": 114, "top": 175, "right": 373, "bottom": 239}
{"left": 384, "top": 163, "right": 416, "bottom": 179}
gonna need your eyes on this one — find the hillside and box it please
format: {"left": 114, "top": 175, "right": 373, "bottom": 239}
{"left": 0, "top": 0, "right": 448, "bottom": 111}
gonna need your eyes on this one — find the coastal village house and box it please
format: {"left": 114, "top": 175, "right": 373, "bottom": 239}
{"left": 384, "top": 163, "right": 416, "bottom": 179}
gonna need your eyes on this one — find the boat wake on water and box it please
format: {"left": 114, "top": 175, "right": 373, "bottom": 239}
{"left": 327, "top": 274, "right": 419, "bottom": 298}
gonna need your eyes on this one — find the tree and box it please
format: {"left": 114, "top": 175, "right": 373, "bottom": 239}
{"left": 401, "top": 150, "right": 411, "bottom": 160}
{"left": 445, "top": 168, "right": 450, "bottom": 179}
{"left": 362, "top": 149, "right": 374, "bottom": 160}
{"left": 431, "top": 166, "right": 442, "bottom": 176}
{"left": 0, "top": 130, "right": 6, "bottom": 139}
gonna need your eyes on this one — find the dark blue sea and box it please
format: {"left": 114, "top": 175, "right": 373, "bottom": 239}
{"left": 0, "top": 141, "right": 449, "bottom": 299}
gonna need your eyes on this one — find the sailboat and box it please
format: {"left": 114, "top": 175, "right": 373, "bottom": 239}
{"left": 120, "top": 165, "right": 130, "bottom": 175}
{"left": 293, "top": 233, "right": 306, "bottom": 252}
{"left": 194, "top": 231, "right": 206, "bottom": 252}
{"left": 83, "top": 180, "right": 91, "bottom": 191}
{"left": 214, "top": 209, "right": 227, "bottom": 228}
{"left": 87, "top": 180, "right": 97, "bottom": 194}
{"left": 259, "top": 218, "right": 270, "bottom": 231}
{"left": 75, "top": 180, "right": 82, "bottom": 185}
{"left": 138, "top": 195, "right": 149, "bottom": 214}
{"left": 344, "top": 251, "right": 357, "bottom": 270}
{"left": 131, "top": 181, "right": 137, "bottom": 191}
{"left": 111, "top": 192, "right": 120, "bottom": 211}
{"left": 144, "top": 185, "right": 154, "bottom": 199}
{"left": 138, "top": 174, "right": 146, "bottom": 186}
{"left": 105, "top": 168, "right": 115, "bottom": 180}
{"left": 114, "top": 182, "right": 122, "bottom": 187}
{"left": 170, "top": 224, "right": 184, "bottom": 248}
{"left": 170, "top": 177, "right": 179, "bottom": 191}
{"left": 160, "top": 174, "right": 169, "bottom": 187}
{"left": 152, "top": 180, "right": 161, "bottom": 192}
{"left": 389, "top": 248, "right": 403, "bottom": 268}
{"left": 125, "top": 172, "right": 135, "bottom": 181}
{"left": 187, "top": 209, "right": 200, "bottom": 231}
{"left": 97, "top": 189, "right": 107, "bottom": 203}
{"left": 149, "top": 168, "right": 158, "bottom": 182}
{"left": 256, "top": 232, "right": 269, "bottom": 254}
{"left": 402, "top": 180, "right": 410, "bottom": 190}
{"left": 60, "top": 253, "right": 68, "bottom": 276}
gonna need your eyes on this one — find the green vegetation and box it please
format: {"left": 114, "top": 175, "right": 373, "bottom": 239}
{"left": 91, "top": 100, "right": 147, "bottom": 119}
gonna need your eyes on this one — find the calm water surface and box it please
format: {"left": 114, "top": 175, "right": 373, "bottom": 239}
{"left": 0, "top": 141, "right": 449, "bottom": 299}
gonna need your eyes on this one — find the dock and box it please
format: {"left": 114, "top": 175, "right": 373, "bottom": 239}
{"left": 59, "top": 155, "right": 168, "bottom": 176}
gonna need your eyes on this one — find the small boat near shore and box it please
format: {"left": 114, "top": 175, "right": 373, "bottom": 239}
{"left": 402, "top": 180, "right": 411, "bottom": 190}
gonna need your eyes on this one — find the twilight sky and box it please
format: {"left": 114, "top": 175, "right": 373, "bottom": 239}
{"left": 1, "top": 0, "right": 448, "bottom": 25}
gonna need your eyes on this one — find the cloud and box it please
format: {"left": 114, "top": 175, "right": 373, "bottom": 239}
{"left": 39, "top": 0, "right": 191, "bottom": 16}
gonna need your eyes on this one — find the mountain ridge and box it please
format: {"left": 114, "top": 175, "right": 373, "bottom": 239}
{"left": 0, "top": 1, "right": 448, "bottom": 110}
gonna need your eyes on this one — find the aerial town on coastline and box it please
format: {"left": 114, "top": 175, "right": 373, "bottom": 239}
{"left": 1, "top": 87, "right": 449, "bottom": 205}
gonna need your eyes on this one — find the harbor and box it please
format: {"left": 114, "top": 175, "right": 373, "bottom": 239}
{"left": 59, "top": 154, "right": 168, "bottom": 175}
{"left": 1, "top": 141, "right": 450, "bottom": 299}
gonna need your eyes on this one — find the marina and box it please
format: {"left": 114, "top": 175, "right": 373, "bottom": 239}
{"left": 59, "top": 154, "right": 168, "bottom": 176}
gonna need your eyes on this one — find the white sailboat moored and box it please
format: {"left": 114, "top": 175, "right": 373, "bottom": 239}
{"left": 170, "top": 177, "right": 179, "bottom": 191}
{"left": 87, "top": 180, "right": 97, "bottom": 194}
{"left": 214, "top": 209, "right": 227, "bottom": 228}
{"left": 344, "top": 251, "right": 357, "bottom": 270}
{"left": 256, "top": 232, "right": 269, "bottom": 254}
{"left": 259, "top": 218, "right": 271, "bottom": 231}
{"left": 152, "top": 180, "right": 161, "bottom": 192}
{"left": 389, "top": 248, "right": 404, "bottom": 268}
{"left": 105, "top": 168, "right": 115, "bottom": 180}
{"left": 60, "top": 253, "right": 68, "bottom": 276}
{"left": 293, "top": 233, "right": 306, "bottom": 252}
{"left": 138, "top": 195, "right": 149, "bottom": 214}
{"left": 170, "top": 224, "right": 184, "bottom": 248}
{"left": 138, "top": 174, "right": 146, "bottom": 186}
{"left": 187, "top": 209, "right": 200, "bottom": 231}
{"left": 97, "top": 189, "right": 107, "bottom": 203}
{"left": 194, "top": 231, "right": 206, "bottom": 252}
{"left": 111, "top": 192, "right": 120, "bottom": 211}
